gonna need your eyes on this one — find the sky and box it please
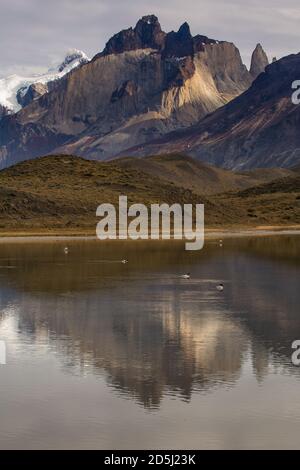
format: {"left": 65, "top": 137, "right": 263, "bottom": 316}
{"left": 1, "top": 0, "right": 300, "bottom": 77}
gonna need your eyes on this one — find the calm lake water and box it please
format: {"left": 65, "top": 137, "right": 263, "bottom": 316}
{"left": 0, "top": 235, "right": 299, "bottom": 449}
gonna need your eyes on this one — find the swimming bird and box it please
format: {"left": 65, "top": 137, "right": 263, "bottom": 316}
{"left": 181, "top": 273, "right": 191, "bottom": 279}
{"left": 216, "top": 283, "right": 224, "bottom": 292}
{"left": 64, "top": 247, "right": 69, "bottom": 254}
{"left": 121, "top": 259, "right": 128, "bottom": 264}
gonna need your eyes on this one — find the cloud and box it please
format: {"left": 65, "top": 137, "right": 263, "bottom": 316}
{"left": 0, "top": 0, "right": 300, "bottom": 76}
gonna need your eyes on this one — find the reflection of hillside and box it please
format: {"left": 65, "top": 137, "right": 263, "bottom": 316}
{"left": 225, "top": 235, "right": 300, "bottom": 267}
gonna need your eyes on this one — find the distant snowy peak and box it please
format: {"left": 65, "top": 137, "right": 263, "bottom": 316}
{"left": 0, "top": 49, "right": 90, "bottom": 114}
{"left": 51, "top": 49, "right": 89, "bottom": 74}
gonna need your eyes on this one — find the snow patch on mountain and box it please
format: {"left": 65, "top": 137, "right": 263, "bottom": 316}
{"left": 0, "top": 49, "right": 89, "bottom": 113}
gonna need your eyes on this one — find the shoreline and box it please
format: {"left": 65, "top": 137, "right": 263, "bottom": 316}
{"left": 0, "top": 225, "right": 299, "bottom": 243}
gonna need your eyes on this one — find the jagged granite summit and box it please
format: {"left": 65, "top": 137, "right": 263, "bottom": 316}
{"left": 0, "top": 16, "right": 259, "bottom": 169}
{"left": 250, "top": 44, "right": 269, "bottom": 79}
{"left": 95, "top": 15, "right": 166, "bottom": 57}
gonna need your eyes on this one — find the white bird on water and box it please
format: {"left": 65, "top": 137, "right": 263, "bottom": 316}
{"left": 216, "top": 283, "right": 224, "bottom": 292}
{"left": 181, "top": 273, "right": 191, "bottom": 280}
{"left": 64, "top": 247, "right": 69, "bottom": 254}
{"left": 121, "top": 259, "right": 128, "bottom": 264}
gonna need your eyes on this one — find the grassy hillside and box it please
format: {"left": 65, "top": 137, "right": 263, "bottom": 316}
{"left": 116, "top": 154, "right": 294, "bottom": 195}
{"left": 236, "top": 175, "right": 300, "bottom": 197}
{"left": 0, "top": 154, "right": 299, "bottom": 234}
{"left": 217, "top": 175, "right": 300, "bottom": 225}
{"left": 0, "top": 155, "right": 232, "bottom": 232}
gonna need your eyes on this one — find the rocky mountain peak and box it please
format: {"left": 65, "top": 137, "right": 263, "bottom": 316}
{"left": 250, "top": 43, "right": 269, "bottom": 79}
{"left": 98, "top": 16, "right": 220, "bottom": 62}
{"left": 57, "top": 49, "right": 89, "bottom": 73}
{"left": 98, "top": 16, "right": 222, "bottom": 62}
{"left": 99, "top": 15, "right": 166, "bottom": 57}
{"left": 178, "top": 22, "right": 191, "bottom": 38}
{"left": 134, "top": 14, "right": 166, "bottom": 49}
{"left": 162, "top": 22, "right": 194, "bottom": 58}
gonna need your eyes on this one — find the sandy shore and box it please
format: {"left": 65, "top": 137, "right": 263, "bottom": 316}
{"left": 0, "top": 226, "right": 299, "bottom": 243}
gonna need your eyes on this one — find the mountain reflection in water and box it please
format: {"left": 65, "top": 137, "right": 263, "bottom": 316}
{"left": 0, "top": 236, "right": 299, "bottom": 449}
{"left": 0, "top": 237, "right": 299, "bottom": 407}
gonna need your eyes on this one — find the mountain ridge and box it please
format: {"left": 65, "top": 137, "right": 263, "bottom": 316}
{"left": 122, "top": 52, "right": 300, "bottom": 169}
{"left": 0, "top": 15, "right": 256, "bottom": 169}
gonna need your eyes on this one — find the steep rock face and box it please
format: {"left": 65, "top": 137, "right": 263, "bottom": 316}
{"left": 162, "top": 22, "right": 195, "bottom": 88}
{"left": 0, "top": 16, "right": 253, "bottom": 168}
{"left": 193, "top": 34, "right": 218, "bottom": 52}
{"left": 0, "top": 104, "right": 10, "bottom": 120}
{"left": 0, "top": 115, "right": 69, "bottom": 170}
{"left": 250, "top": 44, "right": 269, "bottom": 79}
{"left": 125, "top": 54, "right": 300, "bottom": 170}
{"left": 17, "top": 82, "right": 49, "bottom": 107}
{"left": 55, "top": 40, "right": 251, "bottom": 161}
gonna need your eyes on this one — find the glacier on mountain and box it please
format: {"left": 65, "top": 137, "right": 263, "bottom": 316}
{"left": 0, "top": 49, "right": 89, "bottom": 114}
